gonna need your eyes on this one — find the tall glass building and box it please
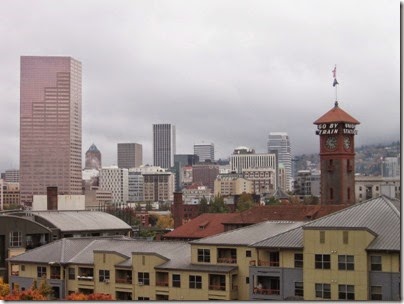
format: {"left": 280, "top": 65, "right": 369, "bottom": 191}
{"left": 153, "top": 124, "right": 176, "bottom": 169}
{"left": 20, "top": 56, "right": 82, "bottom": 205}
{"left": 267, "top": 132, "right": 292, "bottom": 192}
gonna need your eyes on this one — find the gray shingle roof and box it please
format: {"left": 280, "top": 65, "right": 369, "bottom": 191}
{"left": 190, "top": 221, "right": 305, "bottom": 246}
{"left": 24, "top": 211, "right": 131, "bottom": 232}
{"left": 303, "top": 195, "right": 400, "bottom": 251}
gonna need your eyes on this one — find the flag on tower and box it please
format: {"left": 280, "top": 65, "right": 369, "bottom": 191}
{"left": 332, "top": 65, "right": 339, "bottom": 87}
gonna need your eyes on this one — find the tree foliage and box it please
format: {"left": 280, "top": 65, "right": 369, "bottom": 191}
{"left": 265, "top": 197, "right": 281, "bottom": 205}
{"left": 156, "top": 215, "right": 174, "bottom": 229}
{"left": 66, "top": 292, "right": 112, "bottom": 301}
{"left": 208, "top": 195, "right": 229, "bottom": 213}
{"left": 198, "top": 196, "right": 209, "bottom": 215}
{"left": 0, "top": 278, "right": 10, "bottom": 298}
{"left": 236, "top": 193, "right": 255, "bottom": 212}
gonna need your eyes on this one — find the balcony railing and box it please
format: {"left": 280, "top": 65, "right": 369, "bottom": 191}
{"left": 253, "top": 288, "right": 280, "bottom": 296}
{"left": 258, "top": 260, "right": 279, "bottom": 267}
{"left": 77, "top": 276, "right": 94, "bottom": 281}
{"left": 115, "top": 278, "right": 132, "bottom": 284}
{"left": 50, "top": 274, "right": 61, "bottom": 279}
{"left": 11, "top": 271, "right": 19, "bottom": 276}
{"left": 217, "top": 257, "right": 237, "bottom": 264}
{"left": 209, "top": 284, "right": 225, "bottom": 291}
{"left": 156, "top": 281, "right": 169, "bottom": 287}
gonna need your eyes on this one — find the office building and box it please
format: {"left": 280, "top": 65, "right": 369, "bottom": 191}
{"left": 99, "top": 166, "right": 128, "bottom": 203}
{"left": 85, "top": 144, "right": 102, "bottom": 170}
{"left": 214, "top": 173, "right": 254, "bottom": 196}
{"left": 381, "top": 156, "right": 400, "bottom": 178}
{"left": 267, "top": 132, "right": 292, "bottom": 192}
{"left": 143, "top": 172, "right": 175, "bottom": 202}
{"left": 128, "top": 170, "right": 144, "bottom": 202}
{"left": 174, "top": 154, "right": 199, "bottom": 191}
{"left": 230, "top": 147, "right": 276, "bottom": 176}
{"left": 192, "top": 163, "right": 220, "bottom": 193}
{"left": 20, "top": 56, "right": 82, "bottom": 206}
{"left": 117, "top": 143, "right": 142, "bottom": 169}
{"left": 242, "top": 167, "right": 276, "bottom": 195}
{"left": 194, "top": 143, "right": 215, "bottom": 162}
{"left": 4, "top": 170, "right": 19, "bottom": 183}
{"left": 153, "top": 124, "right": 176, "bottom": 169}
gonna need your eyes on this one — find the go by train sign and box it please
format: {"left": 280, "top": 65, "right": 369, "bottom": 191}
{"left": 316, "top": 123, "right": 358, "bottom": 135}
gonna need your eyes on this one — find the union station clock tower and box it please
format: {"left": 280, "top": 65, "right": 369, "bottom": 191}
{"left": 314, "top": 101, "right": 360, "bottom": 205}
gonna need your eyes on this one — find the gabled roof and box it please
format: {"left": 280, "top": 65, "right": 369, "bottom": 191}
{"left": 303, "top": 195, "right": 399, "bottom": 251}
{"left": 164, "top": 213, "right": 239, "bottom": 240}
{"left": 313, "top": 102, "right": 360, "bottom": 125}
{"left": 8, "top": 237, "right": 190, "bottom": 267}
{"left": 11, "top": 210, "right": 131, "bottom": 232}
{"left": 190, "top": 221, "right": 304, "bottom": 246}
{"left": 252, "top": 196, "right": 400, "bottom": 251}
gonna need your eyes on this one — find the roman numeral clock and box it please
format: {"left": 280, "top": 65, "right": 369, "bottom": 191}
{"left": 314, "top": 101, "right": 360, "bottom": 205}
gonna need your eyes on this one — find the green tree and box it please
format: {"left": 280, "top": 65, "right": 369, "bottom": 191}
{"left": 145, "top": 202, "right": 153, "bottom": 211}
{"left": 209, "top": 195, "right": 229, "bottom": 213}
{"left": 198, "top": 196, "right": 209, "bottom": 215}
{"left": 236, "top": 193, "right": 255, "bottom": 212}
{"left": 265, "top": 197, "right": 281, "bottom": 205}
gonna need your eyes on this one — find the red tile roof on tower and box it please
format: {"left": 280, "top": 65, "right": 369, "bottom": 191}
{"left": 313, "top": 102, "right": 360, "bottom": 125}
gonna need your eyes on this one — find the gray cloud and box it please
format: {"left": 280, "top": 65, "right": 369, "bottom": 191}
{"left": 0, "top": 0, "right": 400, "bottom": 172}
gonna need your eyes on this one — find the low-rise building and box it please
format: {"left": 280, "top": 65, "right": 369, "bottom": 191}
{"left": 7, "top": 196, "right": 400, "bottom": 301}
{"left": 355, "top": 175, "right": 400, "bottom": 202}
{"left": 214, "top": 173, "right": 253, "bottom": 196}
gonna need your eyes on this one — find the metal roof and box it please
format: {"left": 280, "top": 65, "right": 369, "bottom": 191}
{"left": 313, "top": 102, "right": 360, "bottom": 125}
{"left": 9, "top": 237, "right": 191, "bottom": 268}
{"left": 252, "top": 226, "right": 304, "bottom": 248}
{"left": 190, "top": 221, "right": 305, "bottom": 246}
{"left": 303, "top": 196, "right": 400, "bottom": 251}
{"left": 22, "top": 211, "right": 132, "bottom": 232}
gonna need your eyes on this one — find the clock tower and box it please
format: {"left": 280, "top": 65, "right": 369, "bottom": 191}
{"left": 314, "top": 101, "right": 360, "bottom": 205}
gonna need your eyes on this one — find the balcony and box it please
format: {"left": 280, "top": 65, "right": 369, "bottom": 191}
{"left": 253, "top": 288, "right": 280, "bottom": 296}
{"left": 115, "top": 277, "right": 132, "bottom": 284}
{"left": 11, "top": 270, "right": 19, "bottom": 276}
{"left": 156, "top": 272, "right": 169, "bottom": 287}
{"left": 209, "top": 284, "right": 226, "bottom": 291}
{"left": 217, "top": 257, "right": 237, "bottom": 264}
{"left": 217, "top": 248, "right": 237, "bottom": 264}
{"left": 156, "top": 281, "right": 169, "bottom": 287}
{"left": 77, "top": 276, "right": 94, "bottom": 281}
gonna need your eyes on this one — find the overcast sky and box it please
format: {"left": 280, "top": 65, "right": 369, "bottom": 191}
{"left": 0, "top": 0, "right": 400, "bottom": 172}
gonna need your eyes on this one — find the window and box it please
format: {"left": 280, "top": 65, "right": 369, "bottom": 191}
{"left": 269, "top": 252, "right": 279, "bottom": 266}
{"left": 295, "top": 282, "right": 304, "bottom": 297}
{"left": 99, "top": 270, "right": 110, "bottom": 282}
{"left": 189, "top": 275, "right": 202, "bottom": 289}
{"left": 246, "top": 277, "right": 249, "bottom": 284}
{"left": 315, "top": 254, "right": 330, "bottom": 269}
{"left": 9, "top": 231, "right": 22, "bottom": 247}
{"left": 37, "top": 266, "right": 47, "bottom": 278}
{"left": 138, "top": 272, "right": 150, "bottom": 285}
{"left": 198, "top": 249, "right": 211, "bottom": 263}
{"left": 371, "top": 256, "right": 382, "bottom": 271}
{"left": 246, "top": 250, "right": 251, "bottom": 258}
{"left": 338, "top": 255, "right": 354, "bottom": 270}
{"left": 315, "top": 283, "right": 331, "bottom": 299}
{"left": 68, "top": 268, "right": 75, "bottom": 280}
{"left": 338, "top": 284, "right": 355, "bottom": 300}
{"left": 138, "top": 297, "right": 149, "bottom": 300}
{"left": 370, "top": 286, "right": 382, "bottom": 300}
{"left": 343, "top": 231, "right": 349, "bottom": 244}
{"left": 21, "top": 265, "right": 25, "bottom": 271}
{"left": 330, "top": 188, "right": 334, "bottom": 200}
{"left": 294, "top": 253, "right": 303, "bottom": 268}
{"left": 172, "top": 274, "right": 181, "bottom": 288}
{"left": 319, "top": 231, "right": 325, "bottom": 243}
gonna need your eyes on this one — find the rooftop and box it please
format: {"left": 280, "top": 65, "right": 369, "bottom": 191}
{"left": 313, "top": 102, "right": 360, "bottom": 125}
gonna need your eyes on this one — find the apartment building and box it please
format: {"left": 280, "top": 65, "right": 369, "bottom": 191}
{"left": 7, "top": 196, "right": 400, "bottom": 301}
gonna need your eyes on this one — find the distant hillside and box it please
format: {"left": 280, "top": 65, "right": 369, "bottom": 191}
{"left": 294, "top": 141, "right": 400, "bottom": 175}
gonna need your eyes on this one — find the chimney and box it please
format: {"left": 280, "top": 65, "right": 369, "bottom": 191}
{"left": 47, "top": 187, "right": 58, "bottom": 210}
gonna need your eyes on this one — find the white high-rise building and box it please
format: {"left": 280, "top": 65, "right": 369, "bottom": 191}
{"left": 194, "top": 143, "right": 215, "bottom": 162}
{"left": 153, "top": 124, "right": 176, "bottom": 169}
{"left": 99, "top": 166, "right": 128, "bottom": 203}
{"left": 268, "top": 132, "right": 292, "bottom": 192}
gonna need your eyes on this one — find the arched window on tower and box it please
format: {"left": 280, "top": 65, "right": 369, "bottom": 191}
{"left": 330, "top": 188, "right": 334, "bottom": 200}
{"left": 347, "top": 187, "right": 351, "bottom": 200}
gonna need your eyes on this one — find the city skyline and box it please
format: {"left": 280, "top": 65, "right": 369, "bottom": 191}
{"left": 0, "top": 0, "right": 399, "bottom": 172}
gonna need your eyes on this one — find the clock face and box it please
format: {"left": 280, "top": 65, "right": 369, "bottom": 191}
{"left": 325, "top": 136, "right": 337, "bottom": 150}
{"left": 343, "top": 136, "right": 351, "bottom": 150}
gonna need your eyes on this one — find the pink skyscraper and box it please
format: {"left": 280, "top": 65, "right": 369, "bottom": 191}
{"left": 20, "top": 56, "right": 82, "bottom": 206}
